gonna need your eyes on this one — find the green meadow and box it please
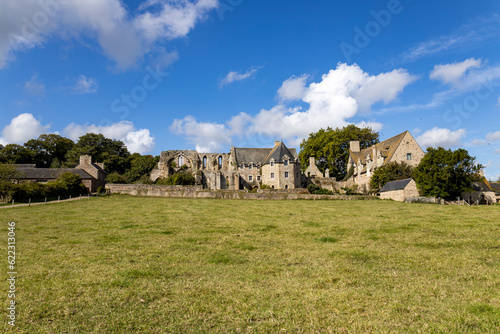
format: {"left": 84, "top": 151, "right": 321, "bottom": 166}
{"left": 1, "top": 196, "right": 499, "bottom": 333}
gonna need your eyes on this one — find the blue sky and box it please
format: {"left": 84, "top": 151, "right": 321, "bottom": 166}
{"left": 1, "top": 0, "right": 500, "bottom": 180}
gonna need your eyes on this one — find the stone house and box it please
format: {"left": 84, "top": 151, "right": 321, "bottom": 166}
{"left": 347, "top": 131, "right": 425, "bottom": 191}
{"left": 462, "top": 181, "right": 499, "bottom": 204}
{"left": 150, "top": 141, "right": 301, "bottom": 190}
{"left": 12, "top": 155, "right": 106, "bottom": 193}
{"left": 380, "top": 178, "right": 419, "bottom": 201}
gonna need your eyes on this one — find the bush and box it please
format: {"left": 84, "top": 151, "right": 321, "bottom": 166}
{"left": 260, "top": 184, "right": 272, "bottom": 190}
{"left": 106, "top": 172, "right": 129, "bottom": 184}
{"left": 156, "top": 172, "right": 196, "bottom": 186}
{"left": 307, "top": 184, "right": 333, "bottom": 195}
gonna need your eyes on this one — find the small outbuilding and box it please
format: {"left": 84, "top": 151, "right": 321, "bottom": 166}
{"left": 380, "top": 178, "right": 419, "bottom": 202}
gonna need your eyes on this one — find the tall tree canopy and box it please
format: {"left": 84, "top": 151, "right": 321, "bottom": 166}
{"left": 65, "top": 133, "right": 130, "bottom": 172}
{"left": 25, "top": 134, "right": 75, "bottom": 168}
{"left": 299, "top": 125, "right": 379, "bottom": 180}
{"left": 413, "top": 147, "right": 483, "bottom": 199}
{"left": 0, "top": 144, "right": 35, "bottom": 164}
{"left": 369, "top": 161, "right": 414, "bottom": 192}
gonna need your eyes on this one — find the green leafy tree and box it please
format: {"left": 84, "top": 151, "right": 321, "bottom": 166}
{"left": 106, "top": 172, "right": 130, "bottom": 184}
{"left": 125, "top": 154, "right": 159, "bottom": 182}
{"left": 299, "top": 125, "right": 379, "bottom": 180}
{"left": 0, "top": 163, "right": 22, "bottom": 202}
{"left": 0, "top": 144, "right": 35, "bottom": 164}
{"left": 24, "top": 134, "right": 74, "bottom": 167}
{"left": 369, "top": 162, "right": 414, "bottom": 192}
{"left": 156, "top": 172, "right": 196, "bottom": 186}
{"left": 65, "top": 133, "right": 130, "bottom": 171}
{"left": 413, "top": 147, "right": 483, "bottom": 199}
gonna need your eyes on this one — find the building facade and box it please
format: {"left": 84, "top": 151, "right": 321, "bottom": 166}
{"left": 150, "top": 141, "right": 302, "bottom": 190}
{"left": 347, "top": 131, "right": 425, "bottom": 191}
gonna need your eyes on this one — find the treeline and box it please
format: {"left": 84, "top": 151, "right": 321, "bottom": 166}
{"left": 0, "top": 133, "right": 159, "bottom": 184}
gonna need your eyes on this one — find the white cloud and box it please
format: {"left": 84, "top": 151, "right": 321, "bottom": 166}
{"left": 498, "top": 96, "right": 500, "bottom": 106}
{"left": 0, "top": 113, "right": 50, "bottom": 145}
{"left": 170, "top": 115, "right": 232, "bottom": 152}
{"left": 219, "top": 68, "right": 259, "bottom": 88}
{"left": 0, "top": 0, "right": 218, "bottom": 70}
{"left": 73, "top": 75, "right": 98, "bottom": 94}
{"left": 416, "top": 127, "right": 466, "bottom": 148}
{"left": 493, "top": 149, "right": 500, "bottom": 155}
{"left": 469, "top": 139, "right": 488, "bottom": 146}
{"left": 400, "top": 15, "right": 500, "bottom": 63}
{"left": 63, "top": 121, "right": 155, "bottom": 154}
{"left": 486, "top": 131, "right": 500, "bottom": 141}
{"left": 277, "top": 75, "right": 309, "bottom": 101}
{"left": 356, "top": 121, "right": 384, "bottom": 132}
{"left": 430, "top": 58, "right": 482, "bottom": 86}
{"left": 23, "top": 75, "right": 46, "bottom": 96}
{"left": 172, "top": 63, "right": 415, "bottom": 151}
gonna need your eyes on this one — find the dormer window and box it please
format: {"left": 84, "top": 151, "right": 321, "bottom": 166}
{"left": 249, "top": 164, "right": 252, "bottom": 170}
{"left": 284, "top": 160, "right": 288, "bottom": 166}
{"left": 270, "top": 161, "right": 274, "bottom": 167}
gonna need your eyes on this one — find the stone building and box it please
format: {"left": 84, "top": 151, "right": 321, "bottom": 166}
{"left": 347, "top": 131, "right": 425, "bottom": 191}
{"left": 150, "top": 141, "right": 301, "bottom": 190}
{"left": 380, "top": 178, "right": 419, "bottom": 201}
{"left": 462, "top": 181, "right": 499, "bottom": 204}
{"left": 12, "top": 155, "right": 106, "bottom": 193}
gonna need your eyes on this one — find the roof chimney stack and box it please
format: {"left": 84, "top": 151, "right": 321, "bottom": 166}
{"left": 350, "top": 141, "right": 360, "bottom": 153}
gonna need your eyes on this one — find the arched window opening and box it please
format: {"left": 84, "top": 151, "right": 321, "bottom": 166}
{"left": 203, "top": 156, "right": 207, "bottom": 169}
{"left": 218, "top": 156, "right": 222, "bottom": 169}
{"left": 178, "top": 156, "right": 184, "bottom": 166}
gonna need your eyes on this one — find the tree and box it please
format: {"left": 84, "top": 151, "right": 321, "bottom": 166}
{"left": 413, "top": 147, "right": 483, "bottom": 199}
{"left": 65, "top": 133, "right": 130, "bottom": 171}
{"left": 125, "top": 154, "right": 159, "bottom": 182}
{"left": 369, "top": 161, "right": 414, "bottom": 192}
{"left": 0, "top": 144, "right": 35, "bottom": 164}
{"left": 299, "top": 125, "right": 379, "bottom": 180}
{"left": 24, "top": 134, "right": 74, "bottom": 168}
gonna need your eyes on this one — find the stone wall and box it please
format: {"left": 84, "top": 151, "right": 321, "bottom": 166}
{"left": 105, "top": 184, "right": 379, "bottom": 201}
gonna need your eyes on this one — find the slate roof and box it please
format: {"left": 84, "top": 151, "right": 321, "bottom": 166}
{"left": 233, "top": 145, "right": 298, "bottom": 165}
{"left": 15, "top": 168, "right": 93, "bottom": 180}
{"left": 380, "top": 178, "right": 413, "bottom": 192}
{"left": 263, "top": 142, "right": 297, "bottom": 165}
{"left": 489, "top": 182, "right": 500, "bottom": 193}
{"left": 233, "top": 148, "right": 272, "bottom": 165}
{"left": 350, "top": 131, "right": 408, "bottom": 166}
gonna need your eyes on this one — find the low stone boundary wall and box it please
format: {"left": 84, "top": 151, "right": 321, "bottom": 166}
{"left": 105, "top": 184, "right": 378, "bottom": 201}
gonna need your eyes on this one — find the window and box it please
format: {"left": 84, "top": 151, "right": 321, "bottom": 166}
{"left": 284, "top": 160, "right": 288, "bottom": 166}
{"left": 407, "top": 153, "right": 412, "bottom": 161}
{"left": 271, "top": 173, "right": 275, "bottom": 179}
{"left": 203, "top": 156, "right": 207, "bottom": 169}
{"left": 249, "top": 164, "right": 252, "bottom": 170}
{"left": 285, "top": 185, "right": 288, "bottom": 189}
{"left": 285, "top": 172, "right": 289, "bottom": 178}
{"left": 249, "top": 175, "right": 253, "bottom": 181}
{"left": 270, "top": 161, "right": 274, "bottom": 167}
{"left": 257, "top": 176, "right": 261, "bottom": 181}
{"left": 218, "top": 156, "right": 222, "bottom": 168}
{"left": 178, "top": 156, "right": 184, "bottom": 166}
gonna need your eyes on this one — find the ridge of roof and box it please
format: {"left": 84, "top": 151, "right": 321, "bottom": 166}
{"left": 263, "top": 142, "right": 295, "bottom": 165}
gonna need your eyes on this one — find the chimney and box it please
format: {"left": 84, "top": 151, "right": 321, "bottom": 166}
{"left": 80, "top": 155, "right": 92, "bottom": 166}
{"left": 274, "top": 140, "right": 281, "bottom": 147}
{"left": 309, "top": 157, "right": 316, "bottom": 167}
{"left": 350, "top": 141, "right": 360, "bottom": 153}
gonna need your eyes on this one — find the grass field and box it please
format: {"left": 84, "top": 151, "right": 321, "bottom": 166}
{"left": 1, "top": 195, "right": 499, "bottom": 333}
